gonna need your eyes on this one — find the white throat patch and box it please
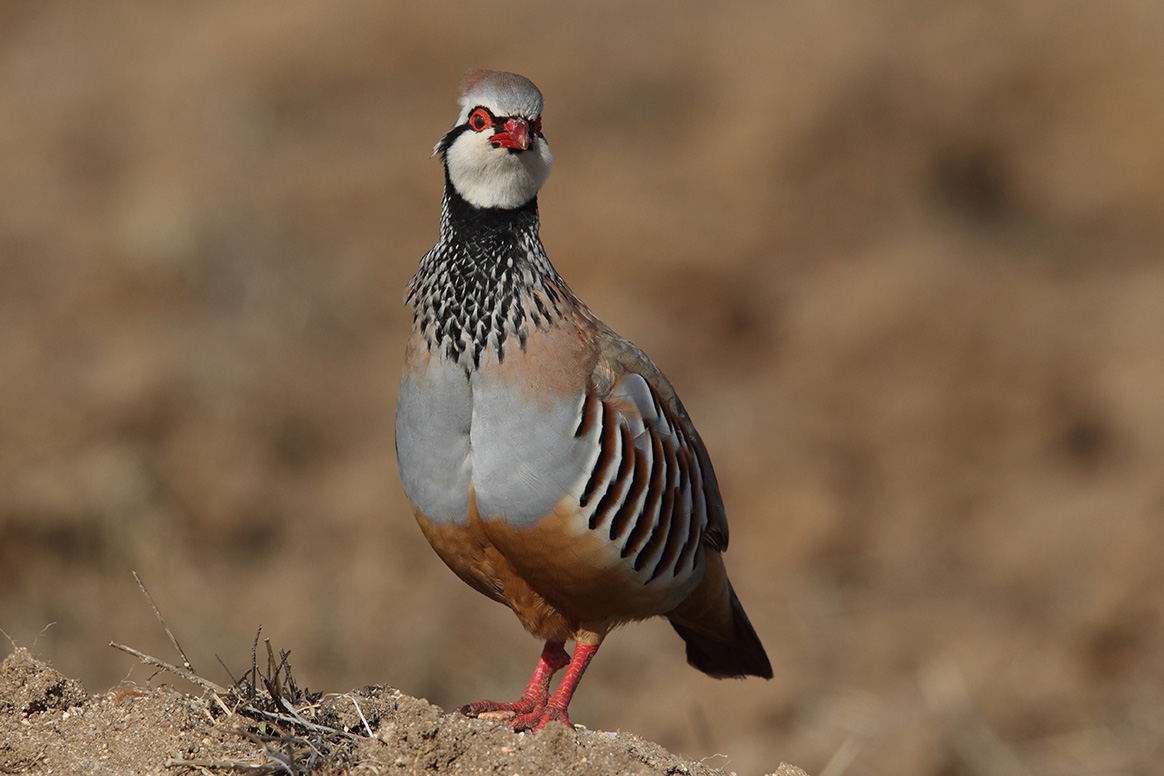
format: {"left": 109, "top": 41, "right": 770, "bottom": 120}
{"left": 444, "top": 130, "right": 553, "bottom": 210}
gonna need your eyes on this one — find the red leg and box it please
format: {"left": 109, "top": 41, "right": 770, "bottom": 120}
{"left": 458, "top": 641, "right": 570, "bottom": 719}
{"left": 514, "top": 642, "right": 599, "bottom": 732}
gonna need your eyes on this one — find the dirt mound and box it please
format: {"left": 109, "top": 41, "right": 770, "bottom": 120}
{"left": 0, "top": 648, "right": 808, "bottom": 775}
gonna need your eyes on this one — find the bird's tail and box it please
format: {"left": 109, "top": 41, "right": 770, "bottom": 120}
{"left": 667, "top": 553, "right": 773, "bottom": 679}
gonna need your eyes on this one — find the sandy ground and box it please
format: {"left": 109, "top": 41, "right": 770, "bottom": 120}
{"left": 0, "top": 647, "right": 811, "bottom": 775}
{"left": 2, "top": 2, "right": 1164, "bottom": 774}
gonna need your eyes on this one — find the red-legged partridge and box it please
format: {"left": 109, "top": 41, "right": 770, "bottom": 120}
{"left": 396, "top": 70, "right": 772, "bottom": 732}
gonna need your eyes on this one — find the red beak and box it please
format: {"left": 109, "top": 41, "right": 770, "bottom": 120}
{"left": 490, "top": 117, "right": 531, "bottom": 151}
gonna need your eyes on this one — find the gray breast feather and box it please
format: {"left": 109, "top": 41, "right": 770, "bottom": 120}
{"left": 469, "top": 376, "right": 598, "bottom": 529}
{"left": 397, "top": 355, "right": 600, "bottom": 529}
{"left": 396, "top": 363, "right": 473, "bottom": 524}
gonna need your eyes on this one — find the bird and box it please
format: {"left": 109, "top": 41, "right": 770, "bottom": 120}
{"left": 395, "top": 69, "right": 772, "bottom": 733}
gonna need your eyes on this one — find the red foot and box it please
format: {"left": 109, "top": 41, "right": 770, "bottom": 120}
{"left": 459, "top": 641, "right": 599, "bottom": 734}
{"left": 457, "top": 696, "right": 539, "bottom": 717}
{"left": 463, "top": 642, "right": 600, "bottom": 735}
{"left": 457, "top": 641, "right": 569, "bottom": 724}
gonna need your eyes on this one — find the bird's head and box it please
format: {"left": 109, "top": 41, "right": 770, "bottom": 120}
{"left": 435, "top": 70, "right": 552, "bottom": 210}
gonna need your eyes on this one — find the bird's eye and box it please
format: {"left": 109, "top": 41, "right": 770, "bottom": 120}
{"left": 531, "top": 116, "right": 543, "bottom": 136}
{"left": 468, "top": 108, "right": 493, "bottom": 132}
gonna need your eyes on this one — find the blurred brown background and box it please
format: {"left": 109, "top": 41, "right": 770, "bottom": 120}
{"left": 2, "top": 2, "right": 1163, "bottom": 774}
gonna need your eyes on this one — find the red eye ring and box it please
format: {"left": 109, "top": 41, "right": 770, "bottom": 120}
{"left": 531, "top": 115, "right": 543, "bottom": 136}
{"left": 468, "top": 108, "right": 494, "bottom": 132}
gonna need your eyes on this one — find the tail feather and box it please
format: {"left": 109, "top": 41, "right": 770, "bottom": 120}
{"left": 667, "top": 551, "right": 772, "bottom": 679}
{"left": 669, "top": 583, "right": 772, "bottom": 679}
